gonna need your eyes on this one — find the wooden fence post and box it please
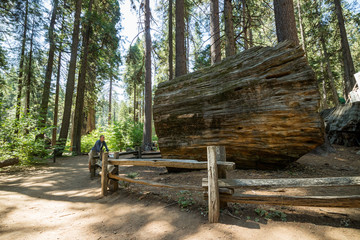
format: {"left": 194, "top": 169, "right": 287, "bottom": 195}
{"left": 207, "top": 146, "right": 220, "bottom": 223}
{"left": 216, "top": 146, "right": 228, "bottom": 208}
{"left": 101, "top": 152, "right": 109, "bottom": 196}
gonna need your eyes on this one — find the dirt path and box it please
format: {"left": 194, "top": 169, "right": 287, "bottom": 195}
{"left": 0, "top": 153, "right": 359, "bottom": 240}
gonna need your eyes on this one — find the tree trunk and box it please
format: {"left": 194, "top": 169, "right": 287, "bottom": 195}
{"left": 133, "top": 83, "right": 137, "bottom": 122}
{"left": 39, "top": 0, "right": 59, "bottom": 128}
{"left": 273, "top": 0, "right": 299, "bottom": 45}
{"left": 143, "top": 0, "right": 152, "bottom": 151}
{"left": 153, "top": 41, "right": 324, "bottom": 169}
{"left": 242, "top": 0, "right": 248, "bottom": 50}
{"left": 333, "top": 0, "right": 356, "bottom": 99}
{"left": 72, "top": 0, "right": 93, "bottom": 155}
{"left": 24, "top": 23, "right": 34, "bottom": 117}
{"left": 175, "top": 0, "right": 186, "bottom": 77}
{"left": 315, "top": 1, "right": 339, "bottom": 106}
{"left": 86, "top": 105, "right": 96, "bottom": 133}
{"left": 108, "top": 74, "right": 112, "bottom": 125}
{"left": 224, "top": 0, "right": 235, "bottom": 57}
{"left": 168, "top": 0, "right": 173, "bottom": 80}
{"left": 52, "top": 48, "right": 62, "bottom": 146}
{"left": 15, "top": 0, "right": 29, "bottom": 122}
{"left": 57, "top": 0, "right": 83, "bottom": 155}
{"left": 296, "top": 0, "right": 307, "bottom": 56}
{"left": 210, "top": 0, "right": 221, "bottom": 64}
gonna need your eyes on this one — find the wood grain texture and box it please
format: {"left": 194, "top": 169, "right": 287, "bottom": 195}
{"left": 202, "top": 176, "right": 360, "bottom": 189}
{"left": 108, "top": 173, "right": 203, "bottom": 191}
{"left": 207, "top": 146, "right": 220, "bottom": 223}
{"left": 101, "top": 152, "right": 109, "bottom": 196}
{"left": 215, "top": 194, "right": 360, "bottom": 208}
{"left": 154, "top": 41, "right": 324, "bottom": 169}
{"left": 108, "top": 158, "right": 235, "bottom": 170}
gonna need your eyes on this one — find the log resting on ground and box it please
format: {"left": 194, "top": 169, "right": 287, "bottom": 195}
{"left": 153, "top": 41, "right": 324, "bottom": 169}
{"left": 323, "top": 102, "right": 360, "bottom": 147}
{"left": 0, "top": 158, "right": 19, "bottom": 168}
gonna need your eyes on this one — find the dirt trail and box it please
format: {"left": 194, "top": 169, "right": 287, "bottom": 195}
{"left": 0, "top": 154, "right": 359, "bottom": 240}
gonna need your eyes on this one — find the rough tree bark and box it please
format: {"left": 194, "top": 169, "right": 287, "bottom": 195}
{"left": 39, "top": 0, "right": 59, "bottom": 128}
{"left": 175, "top": 0, "right": 186, "bottom": 77}
{"left": 273, "top": 0, "right": 299, "bottom": 45}
{"left": 154, "top": 41, "right": 324, "bottom": 169}
{"left": 210, "top": 0, "right": 221, "bottom": 64}
{"left": 56, "top": 0, "right": 82, "bottom": 155}
{"left": 15, "top": 0, "right": 29, "bottom": 122}
{"left": 333, "top": 0, "right": 356, "bottom": 99}
{"left": 143, "top": 0, "right": 152, "bottom": 151}
{"left": 224, "top": 0, "right": 235, "bottom": 57}
{"left": 72, "top": 0, "right": 94, "bottom": 155}
{"left": 168, "top": 0, "right": 173, "bottom": 80}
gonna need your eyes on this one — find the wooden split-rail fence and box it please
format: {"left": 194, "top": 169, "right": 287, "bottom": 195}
{"left": 100, "top": 147, "right": 360, "bottom": 223}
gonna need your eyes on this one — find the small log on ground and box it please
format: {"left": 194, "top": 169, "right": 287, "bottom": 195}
{"left": 0, "top": 158, "right": 19, "bottom": 168}
{"left": 153, "top": 41, "right": 324, "bottom": 169}
{"left": 324, "top": 102, "right": 360, "bottom": 147}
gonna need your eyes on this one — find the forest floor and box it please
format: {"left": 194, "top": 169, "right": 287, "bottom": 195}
{"left": 0, "top": 145, "right": 359, "bottom": 240}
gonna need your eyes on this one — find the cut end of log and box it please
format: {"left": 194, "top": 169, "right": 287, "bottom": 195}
{"left": 154, "top": 41, "right": 324, "bottom": 169}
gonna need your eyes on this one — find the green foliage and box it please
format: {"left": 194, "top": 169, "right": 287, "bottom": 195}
{"left": 255, "top": 208, "right": 287, "bottom": 222}
{"left": 126, "top": 172, "right": 138, "bottom": 179}
{"left": 177, "top": 190, "right": 195, "bottom": 209}
{"left": 0, "top": 113, "right": 51, "bottom": 165}
{"left": 80, "top": 118, "right": 143, "bottom": 153}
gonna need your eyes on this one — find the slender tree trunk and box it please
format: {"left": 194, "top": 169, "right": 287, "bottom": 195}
{"left": 315, "top": 1, "right": 339, "bottom": 106}
{"left": 168, "top": 0, "right": 173, "bottom": 80}
{"left": 15, "top": 0, "right": 29, "bottom": 122}
{"left": 52, "top": 49, "right": 62, "bottom": 146}
{"left": 72, "top": 0, "right": 94, "bottom": 155}
{"left": 24, "top": 23, "right": 34, "bottom": 117}
{"left": 320, "top": 37, "right": 340, "bottom": 106}
{"left": 57, "top": 0, "right": 83, "bottom": 155}
{"left": 242, "top": 0, "right": 248, "bottom": 50}
{"left": 175, "top": 0, "right": 187, "bottom": 76}
{"left": 273, "top": 0, "right": 299, "bottom": 45}
{"left": 333, "top": 0, "right": 356, "bottom": 99}
{"left": 143, "top": 0, "right": 152, "bottom": 151}
{"left": 224, "top": 0, "right": 235, "bottom": 57}
{"left": 186, "top": 13, "right": 190, "bottom": 72}
{"left": 210, "top": 0, "right": 221, "bottom": 64}
{"left": 248, "top": 13, "right": 253, "bottom": 48}
{"left": 108, "top": 74, "right": 112, "bottom": 125}
{"left": 133, "top": 83, "right": 137, "bottom": 122}
{"left": 319, "top": 55, "right": 328, "bottom": 109}
{"left": 296, "top": 0, "right": 307, "bottom": 55}
{"left": 39, "top": 0, "right": 59, "bottom": 128}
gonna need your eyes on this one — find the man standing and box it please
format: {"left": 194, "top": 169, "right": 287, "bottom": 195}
{"left": 88, "top": 135, "right": 109, "bottom": 178}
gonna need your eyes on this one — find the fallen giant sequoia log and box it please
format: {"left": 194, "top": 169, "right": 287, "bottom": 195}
{"left": 154, "top": 41, "right": 324, "bottom": 169}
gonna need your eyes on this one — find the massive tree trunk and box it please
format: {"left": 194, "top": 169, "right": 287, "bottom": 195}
{"left": 273, "top": 0, "right": 299, "bottom": 45}
{"left": 72, "top": 0, "right": 93, "bottom": 155}
{"left": 39, "top": 0, "right": 59, "bottom": 128}
{"left": 143, "top": 0, "right": 152, "bottom": 151}
{"left": 168, "top": 0, "right": 173, "bottom": 80}
{"left": 224, "top": 0, "right": 235, "bottom": 57}
{"left": 15, "top": 0, "right": 29, "bottom": 122}
{"left": 333, "top": 0, "right": 356, "bottom": 99}
{"left": 154, "top": 41, "right": 324, "bottom": 169}
{"left": 175, "top": 0, "right": 186, "bottom": 77}
{"left": 57, "top": 0, "right": 82, "bottom": 155}
{"left": 210, "top": 0, "right": 221, "bottom": 64}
